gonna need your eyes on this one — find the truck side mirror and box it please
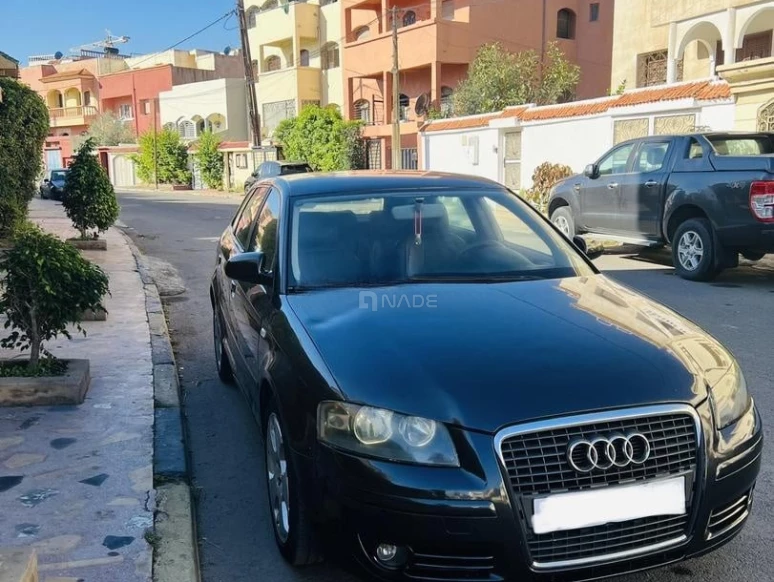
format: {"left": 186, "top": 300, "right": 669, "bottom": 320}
{"left": 584, "top": 164, "right": 599, "bottom": 179}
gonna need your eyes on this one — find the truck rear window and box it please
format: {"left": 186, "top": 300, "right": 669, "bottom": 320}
{"left": 706, "top": 135, "right": 774, "bottom": 156}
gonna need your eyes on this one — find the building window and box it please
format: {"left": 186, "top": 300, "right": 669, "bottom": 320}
{"left": 140, "top": 100, "right": 152, "bottom": 115}
{"left": 265, "top": 55, "right": 281, "bottom": 72}
{"left": 557, "top": 8, "right": 576, "bottom": 39}
{"left": 440, "top": 86, "right": 454, "bottom": 116}
{"left": 321, "top": 42, "right": 339, "bottom": 69}
{"left": 263, "top": 99, "right": 296, "bottom": 135}
{"left": 441, "top": 0, "right": 454, "bottom": 20}
{"left": 118, "top": 104, "right": 133, "bottom": 120}
{"left": 654, "top": 114, "right": 696, "bottom": 135}
{"left": 247, "top": 7, "right": 259, "bottom": 27}
{"left": 235, "top": 153, "right": 248, "bottom": 169}
{"left": 402, "top": 10, "right": 416, "bottom": 27}
{"left": 757, "top": 99, "right": 774, "bottom": 131}
{"left": 178, "top": 120, "right": 196, "bottom": 140}
{"left": 84, "top": 91, "right": 92, "bottom": 106}
{"left": 590, "top": 3, "right": 599, "bottom": 22}
{"left": 354, "top": 99, "right": 370, "bottom": 123}
{"left": 636, "top": 49, "right": 683, "bottom": 87}
{"left": 737, "top": 31, "right": 773, "bottom": 62}
{"left": 353, "top": 26, "right": 371, "bottom": 41}
{"left": 399, "top": 93, "right": 410, "bottom": 121}
{"left": 299, "top": 49, "right": 310, "bottom": 67}
{"left": 163, "top": 122, "right": 176, "bottom": 132}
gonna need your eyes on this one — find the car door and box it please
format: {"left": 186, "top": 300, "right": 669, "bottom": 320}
{"left": 231, "top": 188, "right": 281, "bottom": 408}
{"left": 219, "top": 185, "right": 269, "bottom": 389}
{"left": 616, "top": 139, "right": 671, "bottom": 237}
{"left": 579, "top": 142, "right": 637, "bottom": 232}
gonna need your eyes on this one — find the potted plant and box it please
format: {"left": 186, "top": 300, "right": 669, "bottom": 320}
{"left": 62, "top": 138, "right": 120, "bottom": 251}
{"left": 0, "top": 224, "right": 109, "bottom": 406}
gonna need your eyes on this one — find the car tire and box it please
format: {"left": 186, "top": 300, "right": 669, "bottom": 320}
{"left": 213, "top": 309, "right": 234, "bottom": 384}
{"left": 264, "top": 400, "right": 322, "bottom": 566}
{"left": 672, "top": 218, "right": 721, "bottom": 281}
{"left": 742, "top": 251, "right": 766, "bottom": 262}
{"left": 551, "top": 207, "right": 575, "bottom": 238}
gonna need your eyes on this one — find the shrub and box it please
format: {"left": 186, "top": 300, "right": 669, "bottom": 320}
{"left": 194, "top": 130, "right": 224, "bottom": 189}
{"left": 62, "top": 139, "right": 120, "bottom": 239}
{"left": 0, "top": 224, "right": 109, "bottom": 370}
{"left": 0, "top": 78, "right": 50, "bottom": 239}
{"left": 526, "top": 162, "right": 574, "bottom": 214}
{"left": 132, "top": 128, "right": 191, "bottom": 185}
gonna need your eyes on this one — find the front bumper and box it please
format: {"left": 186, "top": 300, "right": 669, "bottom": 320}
{"left": 310, "top": 400, "right": 762, "bottom": 581}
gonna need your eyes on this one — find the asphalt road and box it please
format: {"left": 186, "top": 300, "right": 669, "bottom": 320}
{"left": 116, "top": 190, "right": 774, "bottom": 582}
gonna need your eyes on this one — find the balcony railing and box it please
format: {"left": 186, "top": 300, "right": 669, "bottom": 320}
{"left": 50, "top": 106, "right": 98, "bottom": 119}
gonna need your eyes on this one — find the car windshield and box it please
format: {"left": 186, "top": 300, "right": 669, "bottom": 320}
{"left": 288, "top": 189, "right": 593, "bottom": 289}
{"left": 51, "top": 170, "right": 68, "bottom": 181}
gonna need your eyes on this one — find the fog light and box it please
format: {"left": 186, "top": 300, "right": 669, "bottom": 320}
{"left": 375, "top": 543, "right": 407, "bottom": 567}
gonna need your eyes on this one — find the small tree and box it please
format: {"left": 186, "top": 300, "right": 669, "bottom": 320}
{"left": 0, "top": 78, "right": 49, "bottom": 239}
{"left": 62, "top": 139, "right": 120, "bottom": 239}
{"left": 453, "top": 42, "right": 581, "bottom": 116}
{"left": 132, "top": 128, "right": 191, "bottom": 185}
{"left": 84, "top": 111, "right": 136, "bottom": 146}
{"left": 194, "top": 130, "right": 224, "bottom": 189}
{"left": 274, "top": 104, "right": 365, "bottom": 171}
{"left": 1, "top": 224, "right": 109, "bottom": 370}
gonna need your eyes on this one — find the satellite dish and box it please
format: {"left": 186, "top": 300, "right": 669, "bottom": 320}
{"left": 54, "top": 51, "right": 64, "bottom": 60}
{"left": 415, "top": 93, "right": 430, "bottom": 116}
{"left": 223, "top": 46, "right": 232, "bottom": 55}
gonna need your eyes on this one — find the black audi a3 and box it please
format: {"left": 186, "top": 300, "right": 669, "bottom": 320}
{"left": 210, "top": 171, "right": 762, "bottom": 581}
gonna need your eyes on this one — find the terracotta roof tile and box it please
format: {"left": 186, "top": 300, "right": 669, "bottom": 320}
{"left": 421, "top": 114, "right": 500, "bottom": 132}
{"left": 520, "top": 99, "right": 615, "bottom": 121}
{"left": 611, "top": 80, "right": 731, "bottom": 108}
{"left": 218, "top": 141, "right": 251, "bottom": 149}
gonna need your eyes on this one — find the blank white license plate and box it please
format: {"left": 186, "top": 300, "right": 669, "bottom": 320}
{"left": 531, "top": 476, "right": 686, "bottom": 535}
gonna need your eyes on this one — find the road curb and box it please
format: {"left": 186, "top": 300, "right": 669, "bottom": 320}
{"left": 120, "top": 229, "right": 201, "bottom": 582}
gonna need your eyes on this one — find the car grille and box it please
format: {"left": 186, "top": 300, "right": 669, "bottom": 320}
{"left": 498, "top": 410, "right": 699, "bottom": 568}
{"left": 707, "top": 490, "right": 751, "bottom": 538}
{"left": 405, "top": 550, "right": 502, "bottom": 581}
{"left": 499, "top": 412, "right": 697, "bottom": 495}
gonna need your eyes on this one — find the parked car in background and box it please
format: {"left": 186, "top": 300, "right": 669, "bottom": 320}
{"left": 243, "top": 160, "right": 312, "bottom": 192}
{"left": 211, "top": 171, "right": 761, "bottom": 582}
{"left": 548, "top": 132, "right": 774, "bottom": 281}
{"left": 40, "top": 168, "right": 70, "bottom": 201}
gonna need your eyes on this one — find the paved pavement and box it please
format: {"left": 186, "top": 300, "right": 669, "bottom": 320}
{"left": 116, "top": 189, "right": 774, "bottom": 582}
{"left": 0, "top": 199, "right": 154, "bottom": 582}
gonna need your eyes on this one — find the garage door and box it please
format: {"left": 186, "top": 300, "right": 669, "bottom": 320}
{"left": 113, "top": 155, "right": 136, "bottom": 188}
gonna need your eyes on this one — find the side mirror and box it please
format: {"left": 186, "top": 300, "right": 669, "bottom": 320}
{"left": 583, "top": 164, "right": 599, "bottom": 179}
{"left": 573, "top": 235, "right": 604, "bottom": 261}
{"left": 225, "top": 252, "right": 272, "bottom": 285}
{"left": 43, "top": 178, "right": 50, "bottom": 183}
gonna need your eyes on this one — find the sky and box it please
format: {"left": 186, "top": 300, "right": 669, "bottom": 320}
{"left": 2, "top": 0, "right": 241, "bottom": 65}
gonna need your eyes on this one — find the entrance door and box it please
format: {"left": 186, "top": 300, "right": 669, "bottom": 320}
{"left": 46, "top": 149, "right": 62, "bottom": 171}
{"left": 502, "top": 132, "right": 522, "bottom": 190}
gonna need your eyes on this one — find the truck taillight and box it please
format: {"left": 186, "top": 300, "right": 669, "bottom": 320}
{"left": 750, "top": 181, "right": 774, "bottom": 222}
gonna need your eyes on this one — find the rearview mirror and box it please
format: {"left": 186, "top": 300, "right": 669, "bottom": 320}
{"left": 225, "top": 252, "right": 272, "bottom": 285}
{"left": 573, "top": 236, "right": 604, "bottom": 261}
{"left": 583, "top": 164, "right": 599, "bottom": 179}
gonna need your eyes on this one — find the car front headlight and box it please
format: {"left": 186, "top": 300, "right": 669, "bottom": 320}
{"left": 318, "top": 401, "right": 459, "bottom": 467}
{"left": 710, "top": 362, "right": 751, "bottom": 430}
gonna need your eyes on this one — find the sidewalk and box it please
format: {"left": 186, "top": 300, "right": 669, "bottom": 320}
{"left": 116, "top": 185, "right": 243, "bottom": 200}
{"left": 0, "top": 199, "right": 154, "bottom": 582}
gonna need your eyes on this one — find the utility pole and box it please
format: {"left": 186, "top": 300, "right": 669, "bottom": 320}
{"left": 152, "top": 97, "right": 159, "bottom": 189}
{"left": 237, "top": 0, "right": 262, "bottom": 148}
{"left": 391, "top": 5, "right": 402, "bottom": 170}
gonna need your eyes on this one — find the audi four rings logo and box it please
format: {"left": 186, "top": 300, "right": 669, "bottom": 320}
{"left": 567, "top": 433, "right": 651, "bottom": 472}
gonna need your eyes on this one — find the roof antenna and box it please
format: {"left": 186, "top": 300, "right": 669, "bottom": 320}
{"left": 414, "top": 197, "right": 424, "bottom": 245}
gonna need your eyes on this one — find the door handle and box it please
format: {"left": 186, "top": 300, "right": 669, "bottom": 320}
{"left": 573, "top": 183, "right": 581, "bottom": 191}
{"left": 607, "top": 182, "right": 619, "bottom": 189}
{"left": 644, "top": 180, "right": 658, "bottom": 187}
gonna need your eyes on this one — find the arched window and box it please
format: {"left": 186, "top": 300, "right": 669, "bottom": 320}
{"left": 260, "top": 0, "right": 278, "bottom": 11}
{"left": 402, "top": 10, "right": 416, "bottom": 27}
{"left": 247, "top": 7, "right": 259, "bottom": 27}
{"left": 440, "top": 86, "right": 453, "bottom": 115}
{"left": 299, "top": 49, "right": 310, "bottom": 67}
{"left": 758, "top": 99, "right": 774, "bottom": 131}
{"left": 557, "top": 8, "right": 576, "bottom": 39}
{"left": 399, "top": 93, "right": 409, "bottom": 121}
{"left": 178, "top": 120, "right": 196, "bottom": 140}
{"left": 163, "top": 122, "right": 176, "bottom": 132}
{"left": 353, "top": 26, "right": 371, "bottom": 41}
{"left": 321, "top": 42, "right": 340, "bottom": 69}
{"left": 265, "top": 55, "right": 281, "bottom": 72}
{"left": 354, "top": 99, "right": 370, "bottom": 123}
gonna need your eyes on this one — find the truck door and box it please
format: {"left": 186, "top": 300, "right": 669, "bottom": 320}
{"left": 616, "top": 140, "right": 671, "bottom": 238}
{"left": 580, "top": 142, "right": 637, "bottom": 232}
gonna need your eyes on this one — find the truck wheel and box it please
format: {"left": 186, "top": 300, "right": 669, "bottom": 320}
{"left": 742, "top": 251, "right": 765, "bottom": 262}
{"left": 551, "top": 207, "right": 575, "bottom": 238}
{"left": 672, "top": 218, "right": 720, "bottom": 281}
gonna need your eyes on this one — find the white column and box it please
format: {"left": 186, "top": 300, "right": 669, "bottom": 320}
{"left": 666, "top": 22, "right": 678, "bottom": 84}
{"left": 725, "top": 7, "right": 737, "bottom": 66}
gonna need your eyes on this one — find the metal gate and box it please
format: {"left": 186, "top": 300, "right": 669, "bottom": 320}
{"left": 367, "top": 139, "right": 382, "bottom": 169}
{"left": 502, "top": 132, "right": 522, "bottom": 190}
{"left": 191, "top": 161, "right": 204, "bottom": 190}
{"left": 401, "top": 148, "right": 418, "bottom": 170}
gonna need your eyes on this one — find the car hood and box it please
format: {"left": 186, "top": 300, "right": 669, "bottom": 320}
{"left": 286, "top": 275, "right": 732, "bottom": 433}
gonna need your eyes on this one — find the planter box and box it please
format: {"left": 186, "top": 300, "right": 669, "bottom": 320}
{"left": 67, "top": 238, "right": 107, "bottom": 251}
{"left": 171, "top": 184, "right": 192, "bottom": 191}
{"left": 80, "top": 306, "right": 107, "bottom": 321}
{"left": 0, "top": 359, "right": 91, "bottom": 407}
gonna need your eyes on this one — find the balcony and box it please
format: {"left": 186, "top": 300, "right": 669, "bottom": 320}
{"left": 49, "top": 106, "right": 99, "bottom": 128}
{"left": 344, "top": 18, "right": 470, "bottom": 77}
{"left": 257, "top": 66, "right": 322, "bottom": 104}
{"left": 247, "top": 1, "right": 319, "bottom": 47}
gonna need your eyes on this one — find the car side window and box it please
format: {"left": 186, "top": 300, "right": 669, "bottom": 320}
{"left": 249, "top": 189, "right": 281, "bottom": 271}
{"left": 233, "top": 186, "right": 268, "bottom": 248}
{"left": 437, "top": 196, "right": 475, "bottom": 232}
{"left": 597, "top": 143, "right": 635, "bottom": 176}
{"left": 634, "top": 142, "right": 669, "bottom": 172}
{"left": 686, "top": 138, "right": 704, "bottom": 159}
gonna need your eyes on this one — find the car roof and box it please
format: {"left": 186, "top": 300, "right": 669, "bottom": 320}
{"left": 262, "top": 160, "right": 310, "bottom": 166}
{"left": 268, "top": 170, "right": 504, "bottom": 197}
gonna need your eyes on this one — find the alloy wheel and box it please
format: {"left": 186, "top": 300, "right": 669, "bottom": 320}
{"left": 553, "top": 215, "right": 571, "bottom": 236}
{"left": 267, "top": 413, "right": 290, "bottom": 543}
{"left": 677, "top": 231, "right": 704, "bottom": 271}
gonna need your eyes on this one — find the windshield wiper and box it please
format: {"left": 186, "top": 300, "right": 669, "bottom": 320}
{"left": 288, "top": 280, "right": 411, "bottom": 292}
{"left": 409, "top": 273, "right": 544, "bottom": 283}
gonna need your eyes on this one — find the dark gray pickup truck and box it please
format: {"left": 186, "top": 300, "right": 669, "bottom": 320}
{"left": 548, "top": 132, "right": 774, "bottom": 280}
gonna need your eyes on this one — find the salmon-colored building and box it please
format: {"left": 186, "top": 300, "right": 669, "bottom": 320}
{"left": 342, "top": 0, "right": 614, "bottom": 168}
